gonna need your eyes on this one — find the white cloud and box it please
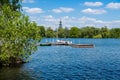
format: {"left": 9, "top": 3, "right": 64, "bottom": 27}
{"left": 60, "top": 7, "right": 74, "bottom": 12}
{"left": 52, "top": 7, "right": 74, "bottom": 13}
{"left": 22, "top": 0, "right": 35, "bottom": 3}
{"left": 106, "top": 2, "right": 120, "bottom": 9}
{"left": 29, "top": 15, "right": 120, "bottom": 29}
{"left": 79, "top": 16, "right": 96, "bottom": 23}
{"left": 43, "top": 15, "right": 57, "bottom": 22}
{"left": 23, "top": 7, "right": 44, "bottom": 14}
{"left": 84, "top": 2, "right": 103, "bottom": 7}
{"left": 82, "top": 8, "right": 106, "bottom": 14}
{"left": 44, "top": 15, "right": 53, "bottom": 19}
{"left": 52, "top": 9, "right": 62, "bottom": 13}
{"left": 78, "top": 16, "right": 120, "bottom": 28}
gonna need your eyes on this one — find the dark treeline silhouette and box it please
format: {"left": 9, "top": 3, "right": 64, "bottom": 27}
{"left": 38, "top": 26, "right": 120, "bottom": 38}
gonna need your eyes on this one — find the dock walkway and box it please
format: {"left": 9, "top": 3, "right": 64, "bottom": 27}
{"left": 39, "top": 43, "right": 94, "bottom": 48}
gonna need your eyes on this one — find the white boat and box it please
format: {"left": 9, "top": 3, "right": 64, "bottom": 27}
{"left": 56, "top": 40, "right": 72, "bottom": 44}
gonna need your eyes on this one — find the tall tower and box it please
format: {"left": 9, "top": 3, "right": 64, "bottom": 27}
{"left": 59, "top": 19, "right": 62, "bottom": 28}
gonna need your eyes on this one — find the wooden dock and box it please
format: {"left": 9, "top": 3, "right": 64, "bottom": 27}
{"left": 70, "top": 44, "right": 94, "bottom": 48}
{"left": 50, "top": 42, "right": 69, "bottom": 46}
{"left": 39, "top": 43, "right": 94, "bottom": 48}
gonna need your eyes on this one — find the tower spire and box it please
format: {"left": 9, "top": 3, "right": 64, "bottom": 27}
{"left": 59, "top": 19, "right": 62, "bottom": 28}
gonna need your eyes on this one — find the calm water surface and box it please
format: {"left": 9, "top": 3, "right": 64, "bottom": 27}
{"left": 0, "top": 38, "right": 120, "bottom": 80}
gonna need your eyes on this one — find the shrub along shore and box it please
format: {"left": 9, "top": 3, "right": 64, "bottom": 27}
{"left": 0, "top": 0, "right": 41, "bottom": 67}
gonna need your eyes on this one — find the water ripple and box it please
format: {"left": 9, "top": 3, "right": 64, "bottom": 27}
{"left": 1, "top": 39, "right": 120, "bottom": 80}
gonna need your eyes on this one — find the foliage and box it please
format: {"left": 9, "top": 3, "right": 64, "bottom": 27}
{"left": 0, "top": 5, "right": 41, "bottom": 66}
{"left": 58, "top": 26, "right": 65, "bottom": 38}
{"left": 39, "top": 26, "right": 120, "bottom": 38}
{"left": 100, "top": 27, "right": 109, "bottom": 38}
{"left": 69, "top": 27, "right": 80, "bottom": 38}
{"left": 0, "top": 0, "right": 22, "bottom": 11}
{"left": 38, "top": 26, "right": 45, "bottom": 37}
{"left": 64, "top": 27, "right": 70, "bottom": 38}
{"left": 45, "top": 27, "right": 55, "bottom": 38}
{"left": 109, "top": 28, "right": 120, "bottom": 38}
{"left": 93, "top": 34, "right": 102, "bottom": 38}
{"left": 80, "top": 27, "right": 98, "bottom": 38}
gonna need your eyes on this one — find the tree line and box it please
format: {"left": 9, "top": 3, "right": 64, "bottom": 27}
{"left": 38, "top": 26, "right": 120, "bottom": 38}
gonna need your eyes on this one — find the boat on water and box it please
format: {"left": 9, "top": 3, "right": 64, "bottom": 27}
{"left": 56, "top": 40, "right": 72, "bottom": 44}
{"left": 39, "top": 43, "right": 51, "bottom": 46}
{"left": 50, "top": 40, "right": 72, "bottom": 45}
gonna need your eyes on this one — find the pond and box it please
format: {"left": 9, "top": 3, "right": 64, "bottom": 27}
{"left": 0, "top": 38, "right": 120, "bottom": 80}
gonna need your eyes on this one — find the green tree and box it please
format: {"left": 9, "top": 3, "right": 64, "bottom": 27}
{"left": 46, "top": 27, "right": 55, "bottom": 38}
{"left": 0, "top": 5, "right": 41, "bottom": 66}
{"left": 81, "top": 27, "right": 93, "bottom": 38}
{"left": 58, "top": 27, "right": 65, "bottom": 38}
{"left": 93, "top": 34, "right": 102, "bottom": 38}
{"left": 80, "top": 27, "right": 101, "bottom": 38}
{"left": 109, "top": 28, "right": 120, "bottom": 38}
{"left": 0, "top": 0, "right": 22, "bottom": 11}
{"left": 100, "top": 26, "right": 109, "bottom": 38}
{"left": 38, "top": 26, "right": 45, "bottom": 37}
{"left": 64, "top": 27, "right": 70, "bottom": 38}
{"left": 69, "top": 27, "right": 80, "bottom": 38}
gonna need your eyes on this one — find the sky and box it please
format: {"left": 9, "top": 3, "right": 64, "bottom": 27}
{"left": 22, "top": 0, "right": 120, "bottom": 29}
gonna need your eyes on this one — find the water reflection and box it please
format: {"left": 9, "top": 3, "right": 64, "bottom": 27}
{"left": 0, "top": 65, "right": 43, "bottom": 80}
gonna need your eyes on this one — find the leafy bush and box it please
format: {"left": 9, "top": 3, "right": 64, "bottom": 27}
{"left": 0, "top": 5, "right": 41, "bottom": 66}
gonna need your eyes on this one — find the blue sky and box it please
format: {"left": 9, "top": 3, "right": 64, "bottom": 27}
{"left": 22, "top": 0, "right": 120, "bottom": 29}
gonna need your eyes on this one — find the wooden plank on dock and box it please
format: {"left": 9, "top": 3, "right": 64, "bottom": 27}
{"left": 70, "top": 44, "right": 94, "bottom": 48}
{"left": 39, "top": 42, "right": 94, "bottom": 48}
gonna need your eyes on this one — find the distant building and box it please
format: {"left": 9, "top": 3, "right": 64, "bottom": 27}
{"left": 59, "top": 19, "right": 62, "bottom": 28}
